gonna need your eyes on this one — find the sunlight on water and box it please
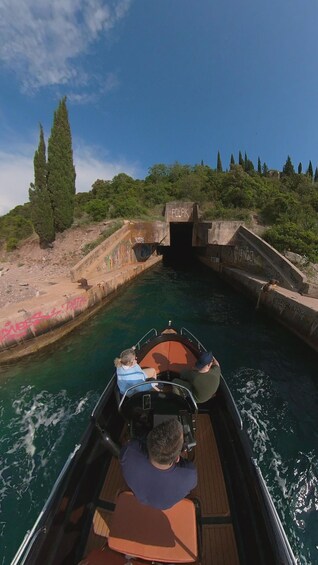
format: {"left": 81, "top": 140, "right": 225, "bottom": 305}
{"left": 232, "top": 368, "right": 318, "bottom": 565}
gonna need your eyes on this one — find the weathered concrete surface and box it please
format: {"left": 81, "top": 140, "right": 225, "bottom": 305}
{"left": 164, "top": 201, "right": 199, "bottom": 223}
{"left": 0, "top": 221, "right": 162, "bottom": 362}
{"left": 199, "top": 224, "right": 307, "bottom": 292}
{"left": 0, "top": 257, "right": 161, "bottom": 363}
{"left": 207, "top": 221, "right": 243, "bottom": 245}
{"left": 199, "top": 257, "right": 318, "bottom": 352}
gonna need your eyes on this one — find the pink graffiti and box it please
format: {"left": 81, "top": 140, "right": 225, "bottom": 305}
{"left": 0, "top": 295, "right": 87, "bottom": 344}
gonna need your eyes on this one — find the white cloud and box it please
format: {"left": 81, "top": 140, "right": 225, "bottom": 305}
{"left": 0, "top": 149, "right": 33, "bottom": 215}
{"left": 0, "top": 141, "right": 140, "bottom": 216}
{"left": 0, "top": 0, "right": 132, "bottom": 90}
{"left": 74, "top": 144, "right": 140, "bottom": 193}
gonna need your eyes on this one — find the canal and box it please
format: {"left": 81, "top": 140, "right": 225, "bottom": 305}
{"left": 0, "top": 259, "right": 317, "bottom": 564}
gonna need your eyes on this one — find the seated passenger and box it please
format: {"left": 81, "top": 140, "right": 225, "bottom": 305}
{"left": 114, "top": 348, "right": 157, "bottom": 395}
{"left": 173, "top": 351, "right": 221, "bottom": 403}
{"left": 119, "top": 419, "right": 197, "bottom": 510}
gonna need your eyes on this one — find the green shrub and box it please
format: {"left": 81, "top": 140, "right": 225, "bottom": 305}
{"left": 264, "top": 222, "right": 318, "bottom": 262}
{"left": 84, "top": 199, "right": 109, "bottom": 221}
{"left": 82, "top": 221, "right": 123, "bottom": 255}
{"left": 6, "top": 237, "right": 19, "bottom": 251}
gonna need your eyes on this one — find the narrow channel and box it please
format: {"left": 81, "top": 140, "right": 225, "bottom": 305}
{"left": 0, "top": 259, "right": 317, "bottom": 564}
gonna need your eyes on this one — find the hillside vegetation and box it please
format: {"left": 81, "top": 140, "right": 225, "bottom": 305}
{"left": 1, "top": 159, "right": 318, "bottom": 263}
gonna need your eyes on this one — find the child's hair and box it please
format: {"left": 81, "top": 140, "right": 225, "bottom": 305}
{"left": 114, "top": 348, "right": 136, "bottom": 368}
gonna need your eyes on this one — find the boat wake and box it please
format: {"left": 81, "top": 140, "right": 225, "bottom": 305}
{"left": 231, "top": 368, "right": 318, "bottom": 565}
{"left": 0, "top": 385, "right": 99, "bottom": 543}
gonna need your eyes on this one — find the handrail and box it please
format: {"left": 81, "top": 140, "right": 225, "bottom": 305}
{"left": 11, "top": 444, "right": 81, "bottom": 565}
{"left": 118, "top": 380, "right": 198, "bottom": 413}
{"left": 180, "top": 327, "right": 205, "bottom": 351}
{"left": 251, "top": 459, "right": 297, "bottom": 564}
{"left": 133, "top": 328, "right": 158, "bottom": 351}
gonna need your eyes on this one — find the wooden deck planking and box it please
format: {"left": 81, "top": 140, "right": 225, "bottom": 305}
{"left": 201, "top": 524, "right": 240, "bottom": 565}
{"left": 191, "top": 414, "right": 230, "bottom": 517}
{"left": 99, "top": 457, "right": 127, "bottom": 504}
{"left": 84, "top": 508, "right": 113, "bottom": 554}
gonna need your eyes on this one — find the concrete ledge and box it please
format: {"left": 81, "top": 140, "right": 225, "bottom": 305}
{"left": 221, "top": 266, "right": 318, "bottom": 353}
{"left": 0, "top": 255, "right": 162, "bottom": 362}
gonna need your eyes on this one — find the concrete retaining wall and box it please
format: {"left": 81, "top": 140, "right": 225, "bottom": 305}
{"left": 0, "top": 222, "right": 162, "bottom": 360}
{"left": 198, "top": 256, "right": 318, "bottom": 352}
{"left": 200, "top": 225, "right": 307, "bottom": 292}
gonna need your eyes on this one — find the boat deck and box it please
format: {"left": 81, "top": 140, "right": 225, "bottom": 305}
{"left": 83, "top": 413, "right": 240, "bottom": 564}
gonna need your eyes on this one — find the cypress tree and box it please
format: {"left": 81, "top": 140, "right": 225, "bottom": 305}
{"left": 282, "top": 155, "right": 295, "bottom": 176}
{"left": 217, "top": 151, "right": 223, "bottom": 172}
{"left": 29, "top": 124, "right": 55, "bottom": 247}
{"left": 298, "top": 162, "right": 302, "bottom": 174}
{"left": 262, "top": 162, "right": 269, "bottom": 176}
{"left": 257, "top": 157, "right": 262, "bottom": 175}
{"left": 238, "top": 151, "right": 244, "bottom": 168}
{"left": 230, "top": 154, "right": 235, "bottom": 167}
{"left": 306, "top": 160, "right": 313, "bottom": 179}
{"left": 314, "top": 167, "right": 318, "bottom": 183}
{"left": 47, "top": 97, "right": 76, "bottom": 232}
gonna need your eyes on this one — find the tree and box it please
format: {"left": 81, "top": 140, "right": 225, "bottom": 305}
{"left": 29, "top": 124, "right": 55, "bottom": 246}
{"left": 230, "top": 154, "right": 235, "bottom": 167}
{"left": 238, "top": 151, "right": 244, "bottom": 168}
{"left": 306, "top": 160, "right": 313, "bottom": 179}
{"left": 314, "top": 167, "right": 318, "bottom": 183}
{"left": 47, "top": 97, "right": 76, "bottom": 232}
{"left": 282, "top": 155, "right": 295, "bottom": 176}
{"left": 262, "top": 162, "right": 269, "bottom": 176}
{"left": 298, "top": 162, "right": 302, "bottom": 174}
{"left": 217, "top": 151, "right": 223, "bottom": 173}
{"left": 257, "top": 157, "right": 262, "bottom": 175}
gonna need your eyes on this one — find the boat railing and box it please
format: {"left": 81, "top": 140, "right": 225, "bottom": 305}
{"left": 252, "top": 459, "right": 297, "bottom": 564}
{"left": 134, "top": 328, "right": 158, "bottom": 351}
{"left": 11, "top": 444, "right": 81, "bottom": 565}
{"left": 180, "top": 327, "right": 205, "bottom": 351}
{"left": 220, "top": 375, "right": 243, "bottom": 430}
{"left": 118, "top": 380, "right": 198, "bottom": 413}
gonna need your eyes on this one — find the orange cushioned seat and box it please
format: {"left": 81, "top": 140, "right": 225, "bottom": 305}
{"left": 108, "top": 491, "right": 198, "bottom": 563}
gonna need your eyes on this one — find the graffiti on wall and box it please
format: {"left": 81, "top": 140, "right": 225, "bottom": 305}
{"left": 104, "top": 241, "right": 133, "bottom": 272}
{"left": 0, "top": 296, "right": 87, "bottom": 345}
{"left": 234, "top": 246, "right": 255, "bottom": 264}
{"left": 170, "top": 208, "right": 190, "bottom": 220}
{"left": 134, "top": 243, "right": 155, "bottom": 262}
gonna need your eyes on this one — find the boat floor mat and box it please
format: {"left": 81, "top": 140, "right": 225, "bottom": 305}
{"left": 191, "top": 414, "right": 230, "bottom": 518}
{"left": 201, "top": 523, "right": 240, "bottom": 564}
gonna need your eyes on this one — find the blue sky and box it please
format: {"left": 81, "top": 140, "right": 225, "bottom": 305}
{"left": 1, "top": 0, "right": 318, "bottom": 215}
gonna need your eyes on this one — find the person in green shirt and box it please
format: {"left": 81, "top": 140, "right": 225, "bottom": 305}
{"left": 173, "top": 351, "right": 221, "bottom": 404}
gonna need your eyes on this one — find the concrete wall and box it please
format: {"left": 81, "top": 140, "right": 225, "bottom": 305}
{"left": 0, "top": 223, "right": 162, "bottom": 358}
{"left": 200, "top": 224, "right": 307, "bottom": 292}
{"left": 164, "top": 201, "right": 199, "bottom": 223}
{"left": 220, "top": 266, "right": 318, "bottom": 352}
{"left": 207, "top": 221, "right": 243, "bottom": 245}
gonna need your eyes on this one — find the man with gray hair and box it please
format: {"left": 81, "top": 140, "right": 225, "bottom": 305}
{"left": 119, "top": 419, "right": 197, "bottom": 509}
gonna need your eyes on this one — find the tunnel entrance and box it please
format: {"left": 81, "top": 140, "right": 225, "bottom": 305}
{"left": 159, "top": 222, "right": 195, "bottom": 262}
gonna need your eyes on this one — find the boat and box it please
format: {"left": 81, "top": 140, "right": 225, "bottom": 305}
{"left": 12, "top": 323, "right": 296, "bottom": 565}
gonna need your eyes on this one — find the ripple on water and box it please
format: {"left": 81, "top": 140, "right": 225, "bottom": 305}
{"left": 230, "top": 368, "right": 318, "bottom": 565}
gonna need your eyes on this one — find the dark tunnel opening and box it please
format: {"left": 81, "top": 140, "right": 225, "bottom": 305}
{"left": 158, "top": 222, "right": 196, "bottom": 264}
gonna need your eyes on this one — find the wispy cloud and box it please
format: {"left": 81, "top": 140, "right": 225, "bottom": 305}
{"left": 0, "top": 139, "right": 140, "bottom": 216}
{"left": 0, "top": 0, "right": 131, "bottom": 91}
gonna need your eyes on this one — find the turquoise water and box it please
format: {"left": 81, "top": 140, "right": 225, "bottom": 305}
{"left": 0, "top": 261, "right": 317, "bottom": 564}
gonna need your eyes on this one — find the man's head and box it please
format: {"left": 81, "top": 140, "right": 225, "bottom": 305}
{"left": 147, "top": 419, "right": 183, "bottom": 466}
{"left": 195, "top": 351, "right": 213, "bottom": 370}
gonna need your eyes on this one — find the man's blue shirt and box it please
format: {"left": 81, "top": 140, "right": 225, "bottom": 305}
{"left": 119, "top": 440, "right": 197, "bottom": 510}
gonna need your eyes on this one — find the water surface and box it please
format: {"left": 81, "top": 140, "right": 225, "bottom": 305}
{"left": 0, "top": 261, "right": 317, "bottom": 564}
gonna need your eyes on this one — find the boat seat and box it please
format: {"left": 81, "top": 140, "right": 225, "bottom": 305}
{"left": 108, "top": 491, "right": 198, "bottom": 563}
